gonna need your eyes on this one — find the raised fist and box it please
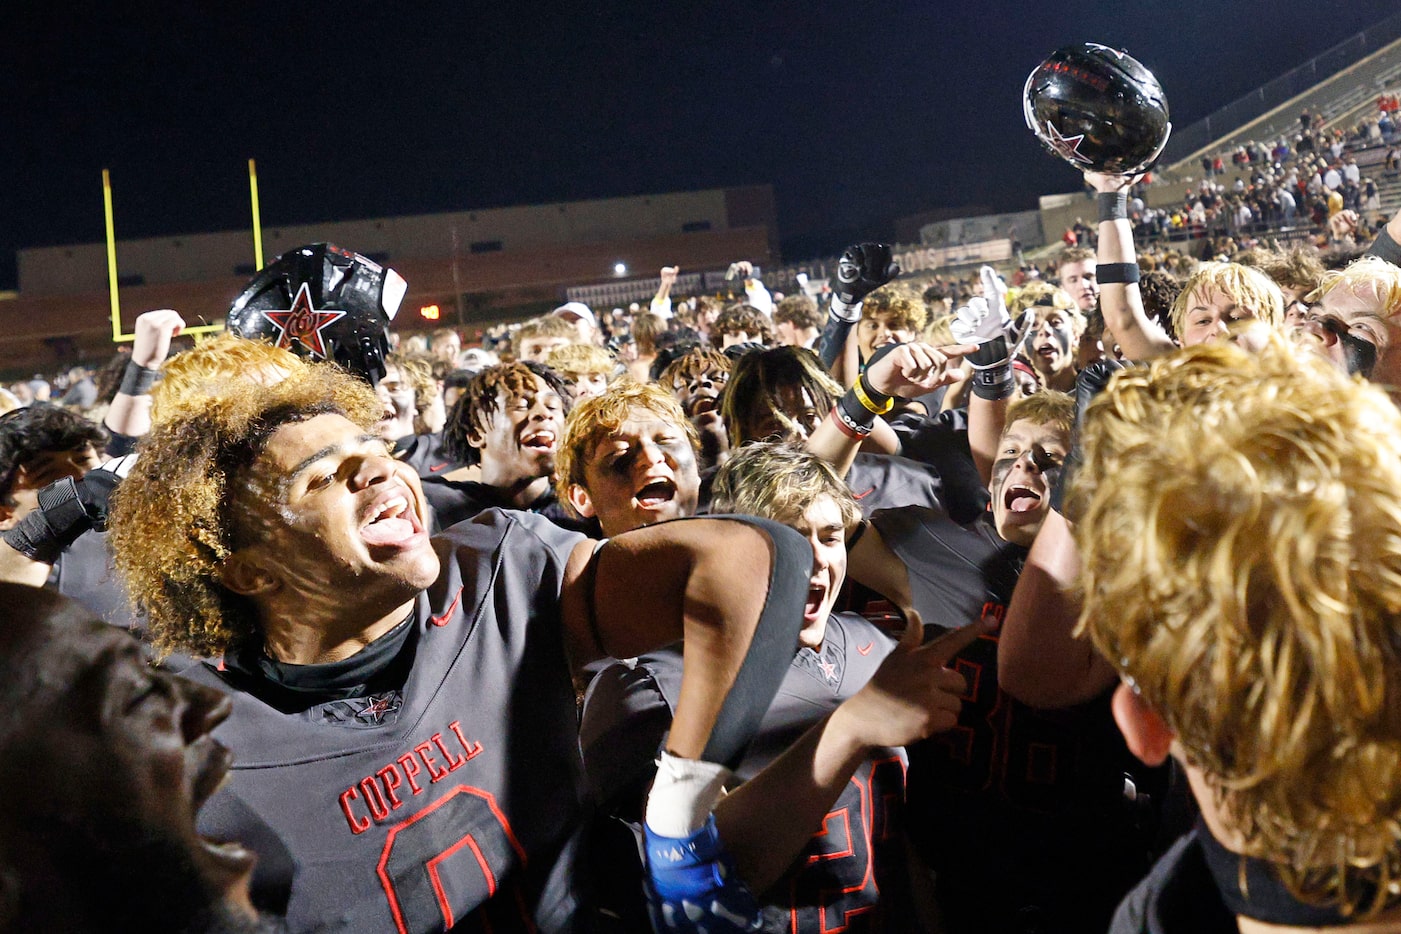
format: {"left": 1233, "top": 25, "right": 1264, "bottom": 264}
{"left": 834, "top": 243, "right": 899, "bottom": 305}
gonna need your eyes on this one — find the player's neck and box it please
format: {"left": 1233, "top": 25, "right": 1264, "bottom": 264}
{"left": 477, "top": 467, "right": 551, "bottom": 510}
{"left": 260, "top": 597, "right": 417, "bottom": 665}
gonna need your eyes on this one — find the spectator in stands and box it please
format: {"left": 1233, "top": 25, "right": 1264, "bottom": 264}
{"left": 772, "top": 294, "right": 822, "bottom": 349}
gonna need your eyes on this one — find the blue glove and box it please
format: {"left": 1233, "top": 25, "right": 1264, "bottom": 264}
{"left": 643, "top": 815, "right": 761, "bottom": 933}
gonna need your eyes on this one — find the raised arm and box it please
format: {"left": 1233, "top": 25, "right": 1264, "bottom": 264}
{"left": 996, "top": 507, "right": 1116, "bottom": 707}
{"left": 997, "top": 360, "right": 1124, "bottom": 708}
{"left": 1084, "top": 172, "right": 1175, "bottom": 361}
{"left": 104, "top": 309, "right": 185, "bottom": 445}
{"left": 818, "top": 242, "right": 899, "bottom": 377}
{"left": 651, "top": 266, "right": 679, "bottom": 318}
{"left": 806, "top": 341, "right": 974, "bottom": 478}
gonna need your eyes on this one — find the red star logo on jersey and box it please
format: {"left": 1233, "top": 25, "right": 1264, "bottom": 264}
{"left": 1044, "top": 120, "right": 1093, "bottom": 165}
{"left": 259, "top": 282, "right": 346, "bottom": 358}
{"left": 356, "top": 692, "right": 401, "bottom": 724}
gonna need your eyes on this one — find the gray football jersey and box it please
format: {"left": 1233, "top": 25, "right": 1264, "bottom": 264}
{"left": 186, "top": 509, "right": 587, "bottom": 933}
{"left": 580, "top": 612, "right": 918, "bottom": 933}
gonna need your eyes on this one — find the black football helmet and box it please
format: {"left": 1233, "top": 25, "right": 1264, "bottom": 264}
{"left": 227, "top": 243, "right": 407, "bottom": 385}
{"left": 1023, "top": 43, "right": 1171, "bottom": 176}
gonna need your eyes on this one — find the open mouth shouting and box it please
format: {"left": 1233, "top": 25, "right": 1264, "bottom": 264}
{"left": 803, "top": 578, "right": 828, "bottom": 626}
{"left": 520, "top": 427, "right": 557, "bottom": 454}
{"left": 634, "top": 475, "right": 678, "bottom": 511}
{"left": 191, "top": 735, "right": 256, "bottom": 876}
{"left": 1003, "top": 483, "right": 1043, "bottom": 515}
{"left": 359, "top": 488, "right": 426, "bottom": 548}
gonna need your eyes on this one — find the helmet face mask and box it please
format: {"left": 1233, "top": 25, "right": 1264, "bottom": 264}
{"left": 227, "top": 243, "right": 406, "bottom": 386}
{"left": 1024, "top": 43, "right": 1171, "bottom": 176}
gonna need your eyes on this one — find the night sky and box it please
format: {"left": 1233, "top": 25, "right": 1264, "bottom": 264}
{"left": 5, "top": 0, "right": 1398, "bottom": 291}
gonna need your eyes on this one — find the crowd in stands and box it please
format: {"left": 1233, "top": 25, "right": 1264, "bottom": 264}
{"left": 7, "top": 92, "right": 1401, "bottom": 934}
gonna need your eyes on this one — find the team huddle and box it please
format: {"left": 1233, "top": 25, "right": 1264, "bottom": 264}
{"left": 2, "top": 42, "right": 1401, "bottom": 934}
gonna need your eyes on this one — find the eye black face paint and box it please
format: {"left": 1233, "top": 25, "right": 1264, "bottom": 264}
{"left": 1321, "top": 318, "right": 1379, "bottom": 378}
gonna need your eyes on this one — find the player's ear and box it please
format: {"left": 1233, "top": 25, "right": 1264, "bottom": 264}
{"left": 1111, "top": 681, "right": 1174, "bottom": 766}
{"left": 567, "top": 484, "right": 596, "bottom": 520}
{"left": 0, "top": 502, "right": 16, "bottom": 531}
{"left": 218, "top": 549, "right": 280, "bottom": 597}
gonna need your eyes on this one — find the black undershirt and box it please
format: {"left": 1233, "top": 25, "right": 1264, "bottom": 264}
{"left": 225, "top": 611, "right": 417, "bottom": 710}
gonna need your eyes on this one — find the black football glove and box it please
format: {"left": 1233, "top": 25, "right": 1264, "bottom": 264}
{"left": 2, "top": 469, "right": 123, "bottom": 564}
{"left": 832, "top": 243, "right": 900, "bottom": 318}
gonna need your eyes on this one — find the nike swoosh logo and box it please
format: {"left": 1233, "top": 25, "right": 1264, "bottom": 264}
{"left": 856, "top": 642, "right": 875, "bottom": 655}
{"left": 430, "top": 586, "right": 465, "bottom": 628}
{"left": 428, "top": 462, "right": 450, "bottom": 473}
{"left": 852, "top": 487, "right": 876, "bottom": 500}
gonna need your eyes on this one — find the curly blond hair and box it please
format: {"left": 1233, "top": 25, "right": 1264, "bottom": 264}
{"left": 110, "top": 365, "right": 380, "bottom": 658}
{"left": 1073, "top": 337, "right": 1401, "bottom": 918}
{"left": 151, "top": 334, "right": 304, "bottom": 425}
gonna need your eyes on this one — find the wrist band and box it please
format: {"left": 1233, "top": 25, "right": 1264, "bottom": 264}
{"left": 1096, "top": 262, "right": 1140, "bottom": 285}
{"left": 1097, "top": 191, "right": 1129, "bottom": 223}
{"left": 968, "top": 359, "right": 1015, "bottom": 401}
{"left": 1370, "top": 227, "right": 1401, "bottom": 266}
{"left": 852, "top": 374, "right": 894, "bottom": 415}
{"left": 829, "top": 296, "right": 863, "bottom": 324}
{"left": 829, "top": 405, "right": 868, "bottom": 440}
{"left": 835, "top": 391, "right": 877, "bottom": 437}
{"left": 118, "top": 360, "right": 160, "bottom": 396}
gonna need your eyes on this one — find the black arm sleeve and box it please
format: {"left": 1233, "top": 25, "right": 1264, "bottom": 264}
{"left": 1368, "top": 227, "right": 1401, "bottom": 266}
{"left": 818, "top": 314, "right": 856, "bottom": 371}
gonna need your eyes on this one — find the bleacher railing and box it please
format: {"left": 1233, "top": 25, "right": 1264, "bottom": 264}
{"left": 1163, "top": 10, "right": 1401, "bottom": 164}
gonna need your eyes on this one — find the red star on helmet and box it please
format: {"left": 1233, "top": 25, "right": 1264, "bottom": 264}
{"left": 1044, "top": 120, "right": 1094, "bottom": 165}
{"left": 259, "top": 282, "right": 347, "bottom": 358}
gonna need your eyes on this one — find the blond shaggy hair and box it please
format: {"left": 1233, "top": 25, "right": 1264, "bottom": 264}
{"left": 1169, "top": 261, "right": 1285, "bottom": 336}
{"left": 710, "top": 441, "right": 860, "bottom": 533}
{"left": 110, "top": 364, "right": 381, "bottom": 658}
{"left": 1073, "top": 337, "right": 1401, "bottom": 918}
{"left": 1311, "top": 254, "right": 1401, "bottom": 319}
